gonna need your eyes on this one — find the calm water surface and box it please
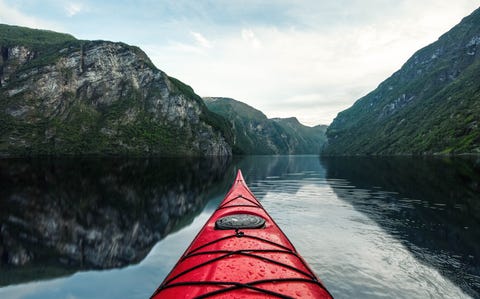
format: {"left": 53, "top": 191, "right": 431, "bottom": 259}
{"left": 0, "top": 155, "right": 479, "bottom": 298}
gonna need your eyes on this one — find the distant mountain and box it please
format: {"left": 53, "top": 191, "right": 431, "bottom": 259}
{"left": 0, "top": 24, "right": 232, "bottom": 156}
{"left": 272, "top": 117, "right": 328, "bottom": 152}
{"left": 324, "top": 7, "right": 480, "bottom": 155}
{"left": 204, "top": 97, "right": 327, "bottom": 154}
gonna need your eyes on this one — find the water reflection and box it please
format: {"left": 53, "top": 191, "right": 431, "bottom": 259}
{"left": 322, "top": 156, "right": 480, "bottom": 297}
{"left": 0, "top": 157, "right": 230, "bottom": 286}
{"left": 1, "top": 155, "right": 479, "bottom": 299}
{"left": 235, "top": 155, "right": 327, "bottom": 195}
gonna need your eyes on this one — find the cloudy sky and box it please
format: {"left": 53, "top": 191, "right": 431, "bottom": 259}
{"left": 1, "top": 1, "right": 479, "bottom": 126}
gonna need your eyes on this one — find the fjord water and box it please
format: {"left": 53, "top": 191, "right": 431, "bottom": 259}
{"left": 0, "top": 156, "right": 479, "bottom": 298}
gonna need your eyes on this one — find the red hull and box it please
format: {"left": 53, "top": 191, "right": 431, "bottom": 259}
{"left": 151, "top": 170, "right": 333, "bottom": 298}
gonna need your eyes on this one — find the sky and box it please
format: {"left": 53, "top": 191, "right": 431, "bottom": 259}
{"left": 0, "top": 1, "right": 479, "bottom": 126}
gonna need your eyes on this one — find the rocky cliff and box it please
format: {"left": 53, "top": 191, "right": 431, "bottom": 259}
{"left": 0, "top": 24, "right": 232, "bottom": 156}
{"left": 204, "top": 97, "right": 327, "bottom": 154}
{"left": 324, "top": 7, "right": 480, "bottom": 155}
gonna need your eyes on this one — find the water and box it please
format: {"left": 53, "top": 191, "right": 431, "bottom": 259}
{"left": 0, "top": 155, "right": 479, "bottom": 298}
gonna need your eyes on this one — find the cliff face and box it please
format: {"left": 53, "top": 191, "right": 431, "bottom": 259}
{"left": 324, "top": 8, "right": 480, "bottom": 155}
{"left": 204, "top": 97, "right": 327, "bottom": 154}
{"left": 0, "top": 24, "right": 232, "bottom": 156}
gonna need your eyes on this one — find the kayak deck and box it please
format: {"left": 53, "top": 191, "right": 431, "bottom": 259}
{"left": 151, "top": 170, "right": 333, "bottom": 298}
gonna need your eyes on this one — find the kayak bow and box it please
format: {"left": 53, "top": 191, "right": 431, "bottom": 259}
{"left": 151, "top": 170, "right": 333, "bottom": 298}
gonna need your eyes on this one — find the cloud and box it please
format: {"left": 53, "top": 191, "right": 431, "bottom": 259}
{"left": 241, "top": 29, "right": 262, "bottom": 48}
{"left": 144, "top": 1, "right": 479, "bottom": 126}
{"left": 0, "top": 0, "right": 61, "bottom": 30}
{"left": 65, "top": 2, "right": 84, "bottom": 17}
{"left": 149, "top": 24, "right": 412, "bottom": 124}
{"left": 190, "top": 31, "right": 212, "bottom": 48}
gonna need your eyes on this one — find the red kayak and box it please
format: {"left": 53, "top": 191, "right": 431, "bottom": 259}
{"left": 151, "top": 170, "right": 333, "bottom": 298}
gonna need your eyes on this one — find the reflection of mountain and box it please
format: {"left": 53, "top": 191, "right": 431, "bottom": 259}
{"left": 0, "top": 157, "right": 230, "bottom": 285}
{"left": 322, "top": 156, "right": 480, "bottom": 297}
{"left": 235, "top": 155, "right": 325, "bottom": 194}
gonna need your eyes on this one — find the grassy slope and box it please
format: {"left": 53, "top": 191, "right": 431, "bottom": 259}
{"left": 0, "top": 24, "right": 76, "bottom": 46}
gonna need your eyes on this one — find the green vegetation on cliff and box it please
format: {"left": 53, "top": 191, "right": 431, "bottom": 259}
{"left": 0, "top": 24, "right": 76, "bottom": 46}
{"left": 324, "top": 8, "right": 480, "bottom": 155}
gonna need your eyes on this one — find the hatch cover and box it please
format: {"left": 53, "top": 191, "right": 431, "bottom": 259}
{"left": 215, "top": 214, "right": 265, "bottom": 230}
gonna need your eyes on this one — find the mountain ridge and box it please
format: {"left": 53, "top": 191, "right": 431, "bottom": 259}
{"left": 204, "top": 97, "right": 327, "bottom": 155}
{"left": 324, "top": 7, "right": 480, "bottom": 155}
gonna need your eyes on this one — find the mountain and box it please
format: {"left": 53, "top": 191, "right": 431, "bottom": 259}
{"left": 324, "top": 8, "right": 480, "bottom": 155}
{"left": 203, "top": 97, "right": 327, "bottom": 154}
{"left": 272, "top": 117, "right": 328, "bottom": 153}
{"left": 0, "top": 24, "right": 232, "bottom": 156}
